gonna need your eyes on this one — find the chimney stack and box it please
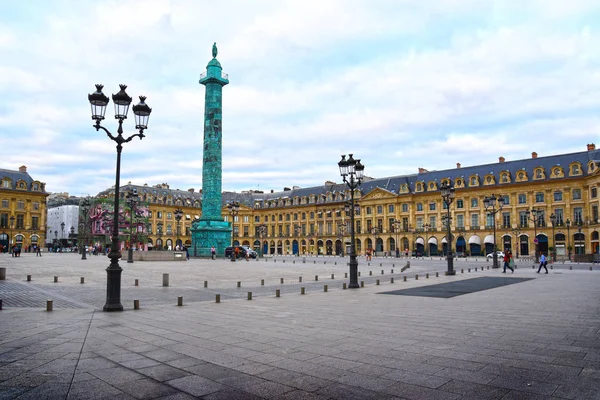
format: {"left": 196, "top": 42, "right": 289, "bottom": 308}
{"left": 456, "top": 163, "right": 461, "bottom": 169}
{"left": 532, "top": 152, "right": 538, "bottom": 159}
{"left": 19, "top": 165, "right": 27, "bottom": 173}
{"left": 499, "top": 156, "right": 505, "bottom": 163}
{"left": 587, "top": 143, "right": 596, "bottom": 151}
{"left": 418, "top": 167, "right": 428, "bottom": 174}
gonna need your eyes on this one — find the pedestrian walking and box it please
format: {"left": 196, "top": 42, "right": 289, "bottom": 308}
{"left": 36, "top": 246, "right": 42, "bottom": 257}
{"left": 211, "top": 246, "right": 216, "bottom": 259}
{"left": 502, "top": 250, "right": 514, "bottom": 273}
{"left": 537, "top": 252, "right": 548, "bottom": 274}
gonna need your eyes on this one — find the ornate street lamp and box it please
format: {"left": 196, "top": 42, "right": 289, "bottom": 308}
{"left": 371, "top": 227, "right": 379, "bottom": 255}
{"left": 227, "top": 201, "right": 240, "bottom": 261}
{"left": 70, "top": 226, "right": 75, "bottom": 248}
{"left": 549, "top": 213, "right": 556, "bottom": 262}
{"left": 511, "top": 227, "right": 521, "bottom": 259}
{"left": 126, "top": 189, "right": 139, "bottom": 264}
{"left": 566, "top": 219, "right": 571, "bottom": 261}
{"left": 440, "top": 181, "right": 456, "bottom": 275}
{"left": 336, "top": 222, "right": 347, "bottom": 257}
{"left": 293, "top": 223, "right": 302, "bottom": 256}
{"left": 338, "top": 154, "right": 365, "bottom": 289}
{"left": 578, "top": 223, "right": 583, "bottom": 259}
{"left": 156, "top": 222, "right": 163, "bottom": 251}
{"left": 9, "top": 215, "right": 15, "bottom": 248}
{"left": 257, "top": 223, "right": 267, "bottom": 257}
{"left": 483, "top": 194, "right": 505, "bottom": 268}
{"left": 60, "top": 221, "right": 65, "bottom": 246}
{"left": 525, "top": 207, "right": 543, "bottom": 263}
{"left": 88, "top": 83, "right": 152, "bottom": 312}
{"left": 423, "top": 223, "right": 430, "bottom": 257}
{"left": 80, "top": 197, "right": 91, "bottom": 260}
{"left": 392, "top": 220, "right": 402, "bottom": 258}
{"left": 174, "top": 208, "right": 183, "bottom": 249}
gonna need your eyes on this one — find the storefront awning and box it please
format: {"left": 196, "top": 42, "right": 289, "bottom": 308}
{"left": 415, "top": 237, "right": 424, "bottom": 245}
{"left": 468, "top": 235, "right": 481, "bottom": 245}
{"left": 442, "top": 237, "right": 447, "bottom": 244}
{"left": 484, "top": 235, "right": 494, "bottom": 244}
{"left": 428, "top": 237, "right": 437, "bottom": 245}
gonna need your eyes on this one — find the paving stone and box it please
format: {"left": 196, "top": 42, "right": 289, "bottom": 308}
{"left": 137, "top": 364, "right": 191, "bottom": 382}
{"left": 439, "top": 379, "right": 510, "bottom": 399}
{"left": 167, "top": 375, "right": 225, "bottom": 397}
{"left": 67, "top": 378, "right": 126, "bottom": 399}
{"left": 201, "top": 388, "right": 263, "bottom": 400}
{"left": 115, "top": 378, "right": 180, "bottom": 399}
{"left": 244, "top": 380, "right": 296, "bottom": 398}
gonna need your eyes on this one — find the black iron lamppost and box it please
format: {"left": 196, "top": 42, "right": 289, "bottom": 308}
{"left": 228, "top": 201, "right": 240, "bottom": 261}
{"left": 88, "top": 83, "right": 152, "bottom": 312}
{"left": 336, "top": 222, "right": 346, "bottom": 257}
{"left": 578, "top": 223, "right": 583, "bottom": 259}
{"left": 80, "top": 197, "right": 91, "bottom": 260}
{"left": 60, "top": 221, "right": 65, "bottom": 247}
{"left": 293, "top": 223, "right": 302, "bottom": 256}
{"left": 483, "top": 194, "right": 505, "bottom": 268}
{"left": 174, "top": 208, "right": 183, "bottom": 249}
{"left": 440, "top": 181, "right": 456, "bottom": 275}
{"left": 257, "top": 223, "right": 267, "bottom": 257}
{"left": 525, "top": 207, "right": 543, "bottom": 263}
{"left": 54, "top": 230, "right": 58, "bottom": 248}
{"left": 156, "top": 222, "right": 163, "bottom": 251}
{"left": 566, "top": 219, "right": 571, "bottom": 261}
{"left": 126, "top": 189, "right": 139, "bottom": 264}
{"left": 9, "top": 215, "right": 15, "bottom": 249}
{"left": 423, "top": 223, "right": 430, "bottom": 256}
{"left": 338, "top": 154, "right": 365, "bottom": 289}
{"left": 70, "top": 226, "right": 75, "bottom": 248}
{"left": 371, "top": 227, "right": 379, "bottom": 255}
{"left": 392, "top": 220, "right": 402, "bottom": 258}
{"left": 511, "top": 227, "right": 521, "bottom": 259}
{"left": 549, "top": 213, "right": 557, "bottom": 262}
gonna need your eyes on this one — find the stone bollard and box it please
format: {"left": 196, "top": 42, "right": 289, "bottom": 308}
{"left": 46, "top": 300, "right": 53, "bottom": 312}
{"left": 380, "top": 263, "right": 383, "bottom": 267}
{"left": 276, "top": 289, "right": 280, "bottom": 298}
{"left": 301, "top": 287, "right": 305, "bottom": 295}
{"left": 461, "top": 269, "right": 464, "bottom": 273}
{"left": 415, "top": 274, "right": 419, "bottom": 280}
{"left": 345, "top": 272, "right": 348, "bottom": 278}
{"left": 391, "top": 277, "right": 394, "bottom": 283}
{"left": 369, "top": 271, "right": 372, "bottom": 276}
{"left": 80, "top": 277, "right": 85, "bottom": 284}
{"left": 135, "top": 279, "right": 139, "bottom": 286}
{"left": 283, "top": 260, "right": 285, "bottom": 263}
{"left": 368, "top": 262, "right": 371, "bottom": 266}
{"left": 406, "top": 261, "right": 410, "bottom": 268}
{"left": 324, "top": 261, "right": 326, "bottom": 265}
{"left": 487, "top": 266, "right": 489, "bottom": 270}
{"left": 590, "top": 266, "right": 593, "bottom": 271}
{"left": 436, "top": 272, "right": 439, "bottom": 277}
{"left": 391, "top": 269, "right": 394, "bottom": 273}
{"left": 343, "top": 283, "right": 347, "bottom": 290}
{"left": 331, "top": 274, "right": 334, "bottom": 279}
{"left": 532, "top": 265, "right": 535, "bottom": 269}
{"left": 335, "top": 262, "right": 337, "bottom": 265}
{"left": 569, "top": 265, "right": 572, "bottom": 270}
{"left": 237, "top": 281, "right": 241, "bottom": 288}
{"left": 551, "top": 265, "right": 553, "bottom": 270}
{"left": 358, "top": 272, "right": 361, "bottom": 277}
{"left": 381, "top": 270, "right": 384, "bottom": 275}
{"left": 247, "top": 292, "right": 252, "bottom": 300}
{"left": 299, "top": 276, "right": 302, "bottom": 282}
{"left": 54, "top": 276, "right": 58, "bottom": 283}
{"left": 215, "top": 294, "right": 220, "bottom": 303}
{"left": 0, "top": 299, "right": 2, "bottom": 310}
{"left": 261, "top": 279, "right": 264, "bottom": 286}
{"left": 280, "top": 278, "right": 284, "bottom": 284}
{"left": 178, "top": 296, "right": 183, "bottom": 306}
{"left": 468, "top": 268, "right": 471, "bottom": 273}
{"left": 204, "top": 280, "right": 208, "bottom": 288}
{"left": 426, "top": 273, "right": 429, "bottom": 279}
{"left": 27, "top": 275, "right": 31, "bottom": 282}
{"left": 376, "top": 279, "right": 380, "bottom": 286}
{"left": 293, "top": 260, "right": 295, "bottom": 264}
{"left": 404, "top": 276, "right": 407, "bottom": 282}
{"left": 0, "top": 268, "right": 5, "bottom": 280}
{"left": 163, "top": 273, "right": 169, "bottom": 287}
{"left": 134, "top": 300, "right": 140, "bottom": 310}
{"left": 324, "top": 285, "right": 328, "bottom": 292}
{"left": 314, "top": 261, "right": 316, "bottom": 264}
{"left": 315, "top": 275, "right": 318, "bottom": 281}
{"left": 475, "top": 267, "right": 478, "bottom": 271}
{"left": 361, "top": 281, "right": 364, "bottom": 287}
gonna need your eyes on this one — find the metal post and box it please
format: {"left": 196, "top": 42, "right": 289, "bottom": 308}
{"left": 566, "top": 219, "right": 571, "bottom": 261}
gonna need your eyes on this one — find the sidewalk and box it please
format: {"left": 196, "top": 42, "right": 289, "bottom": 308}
{"left": 1, "top": 254, "right": 599, "bottom": 399}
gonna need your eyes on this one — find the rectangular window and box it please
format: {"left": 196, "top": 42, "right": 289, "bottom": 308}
{"left": 243, "top": 226, "right": 249, "bottom": 236}
{"left": 376, "top": 205, "right": 383, "bottom": 214}
{"left": 501, "top": 195, "right": 509, "bottom": 205}
{"left": 536, "top": 211, "right": 546, "bottom": 227}
{"left": 416, "top": 217, "right": 423, "bottom": 229}
{"left": 388, "top": 204, "right": 394, "bottom": 213}
{"left": 456, "top": 199, "right": 463, "bottom": 209}
{"left": 471, "top": 198, "right": 478, "bottom": 208}
{"left": 31, "top": 216, "right": 39, "bottom": 230}
{"left": 16, "top": 215, "right": 24, "bottom": 229}
{"left": 429, "top": 216, "right": 436, "bottom": 229}
{"left": 1, "top": 199, "right": 8, "bottom": 208}
{"left": 17, "top": 201, "right": 25, "bottom": 210}
{"left": 356, "top": 220, "right": 361, "bottom": 234}
{"left": 456, "top": 214, "right": 464, "bottom": 228}
{"left": 167, "top": 212, "right": 172, "bottom": 219}
{"left": 574, "top": 207, "right": 583, "bottom": 224}
{"left": 593, "top": 205, "right": 599, "bottom": 223}
{"left": 554, "top": 208, "right": 564, "bottom": 225}
{"left": 166, "top": 224, "right": 172, "bottom": 234}
{"left": 366, "top": 220, "right": 372, "bottom": 231}
{"left": 2, "top": 181, "right": 9, "bottom": 188}
{"left": 402, "top": 204, "right": 408, "bottom": 212}
{"left": 429, "top": 202, "right": 436, "bottom": 211}
{"left": 554, "top": 191, "right": 563, "bottom": 201}
{"left": 471, "top": 214, "right": 479, "bottom": 228}
{"left": 402, "top": 217, "right": 409, "bottom": 231}
{"left": 535, "top": 192, "right": 544, "bottom": 203}
{"left": 519, "top": 211, "right": 528, "bottom": 227}
{"left": 366, "top": 207, "right": 372, "bottom": 215}
{"left": 157, "top": 211, "right": 162, "bottom": 219}
{"left": 32, "top": 202, "right": 40, "bottom": 210}
{"left": 0, "top": 213, "right": 7, "bottom": 228}
{"left": 573, "top": 189, "right": 582, "bottom": 200}
{"left": 286, "top": 214, "right": 290, "bottom": 221}
{"left": 486, "top": 214, "right": 493, "bottom": 228}
{"left": 592, "top": 187, "right": 598, "bottom": 199}
{"left": 518, "top": 194, "right": 526, "bottom": 204}
{"left": 255, "top": 216, "right": 260, "bottom": 222}
{"left": 502, "top": 212, "right": 510, "bottom": 228}
{"left": 416, "top": 203, "right": 423, "bottom": 212}
{"left": 279, "top": 214, "right": 283, "bottom": 221}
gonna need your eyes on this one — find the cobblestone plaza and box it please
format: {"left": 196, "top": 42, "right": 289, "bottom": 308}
{"left": 1, "top": 254, "right": 600, "bottom": 399}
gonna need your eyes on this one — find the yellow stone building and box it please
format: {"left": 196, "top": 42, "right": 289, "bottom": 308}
{"left": 0, "top": 165, "right": 49, "bottom": 252}
{"left": 92, "top": 143, "right": 600, "bottom": 261}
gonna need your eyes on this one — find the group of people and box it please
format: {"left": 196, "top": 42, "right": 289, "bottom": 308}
{"left": 503, "top": 250, "right": 550, "bottom": 273}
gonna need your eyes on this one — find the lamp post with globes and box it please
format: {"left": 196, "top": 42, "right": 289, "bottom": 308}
{"left": 549, "top": 213, "right": 557, "bottom": 262}
{"left": 60, "top": 222, "right": 65, "bottom": 248}
{"left": 156, "top": 222, "right": 163, "bottom": 251}
{"left": 483, "top": 194, "right": 505, "bottom": 268}
{"left": 511, "top": 227, "right": 521, "bottom": 259}
{"left": 9, "top": 215, "right": 15, "bottom": 251}
{"left": 338, "top": 154, "right": 365, "bottom": 289}
{"left": 126, "top": 189, "right": 139, "bottom": 264}
{"left": 227, "top": 202, "right": 240, "bottom": 261}
{"left": 440, "top": 181, "right": 456, "bottom": 275}
{"left": 392, "top": 220, "right": 402, "bottom": 258}
{"left": 525, "top": 207, "right": 543, "bottom": 263}
{"left": 566, "top": 219, "right": 571, "bottom": 261}
{"left": 80, "top": 197, "right": 91, "bottom": 260}
{"left": 88, "top": 83, "right": 152, "bottom": 312}
{"left": 174, "top": 208, "right": 183, "bottom": 249}
{"left": 257, "top": 223, "right": 267, "bottom": 257}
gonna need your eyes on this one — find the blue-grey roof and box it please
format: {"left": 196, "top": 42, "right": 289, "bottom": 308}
{"left": 0, "top": 168, "right": 47, "bottom": 192}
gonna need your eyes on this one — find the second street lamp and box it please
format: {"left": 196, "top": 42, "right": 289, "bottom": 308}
{"left": 338, "top": 154, "right": 365, "bottom": 289}
{"left": 257, "top": 223, "right": 267, "bottom": 257}
{"left": 88, "top": 83, "right": 152, "bottom": 311}
{"left": 483, "top": 194, "right": 504, "bottom": 268}
{"left": 550, "top": 213, "right": 556, "bottom": 262}
{"left": 566, "top": 219, "right": 571, "bottom": 261}
{"left": 440, "top": 181, "right": 456, "bottom": 275}
{"left": 227, "top": 201, "right": 240, "bottom": 261}
{"left": 126, "top": 189, "right": 139, "bottom": 264}
{"left": 525, "top": 207, "right": 543, "bottom": 263}
{"left": 80, "top": 197, "right": 91, "bottom": 260}
{"left": 392, "top": 220, "right": 402, "bottom": 258}
{"left": 174, "top": 208, "right": 183, "bottom": 249}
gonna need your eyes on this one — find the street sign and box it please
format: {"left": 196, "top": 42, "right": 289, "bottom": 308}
{"left": 534, "top": 238, "right": 539, "bottom": 244}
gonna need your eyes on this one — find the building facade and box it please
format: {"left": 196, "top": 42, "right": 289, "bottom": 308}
{"left": 0, "top": 165, "right": 48, "bottom": 251}
{"left": 89, "top": 144, "right": 600, "bottom": 260}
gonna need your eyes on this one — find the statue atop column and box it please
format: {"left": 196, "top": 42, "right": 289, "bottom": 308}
{"left": 212, "top": 42, "right": 218, "bottom": 59}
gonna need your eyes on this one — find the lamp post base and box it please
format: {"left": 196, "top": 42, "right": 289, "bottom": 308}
{"left": 348, "top": 255, "right": 360, "bottom": 288}
{"left": 103, "top": 264, "right": 123, "bottom": 312}
{"left": 446, "top": 256, "right": 455, "bottom": 275}
{"left": 127, "top": 248, "right": 134, "bottom": 263}
{"left": 492, "top": 254, "right": 500, "bottom": 268}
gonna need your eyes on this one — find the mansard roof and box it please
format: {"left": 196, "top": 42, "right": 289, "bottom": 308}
{"left": 0, "top": 167, "right": 47, "bottom": 193}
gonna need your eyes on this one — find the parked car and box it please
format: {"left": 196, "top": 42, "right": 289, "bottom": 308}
{"left": 486, "top": 251, "right": 505, "bottom": 259}
{"left": 224, "top": 246, "right": 257, "bottom": 259}
{"left": 455, "top": 251, "right": 466, "bottom": 258}
{"left": 242, "top": 246, "right": 258, "bottom": 258}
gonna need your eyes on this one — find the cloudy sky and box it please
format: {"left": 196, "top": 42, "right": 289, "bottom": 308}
{"left": 1, "top": 0, "right": 599, "bottom": 197}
